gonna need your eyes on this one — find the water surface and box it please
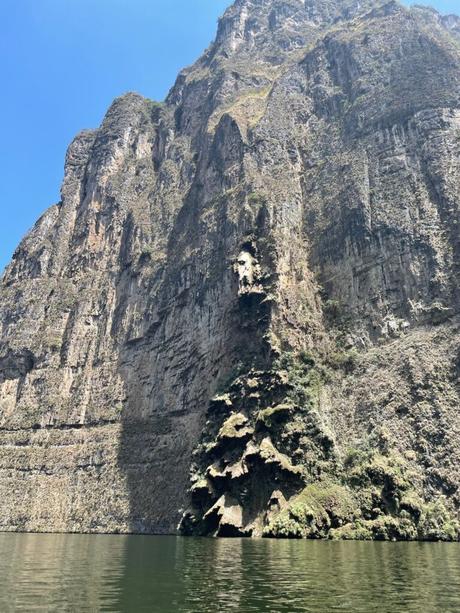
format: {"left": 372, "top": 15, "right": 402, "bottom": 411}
{"left": 0, "top": 534, "right": 459, "bottom": 612}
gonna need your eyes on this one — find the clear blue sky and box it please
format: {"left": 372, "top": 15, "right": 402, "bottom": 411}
{"left": 0, "top": 0, "right": 457, "bottom": 273}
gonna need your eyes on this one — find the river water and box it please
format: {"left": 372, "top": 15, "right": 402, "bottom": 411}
{"left": 0, "top": 534, "right": 459, "bottom": 612}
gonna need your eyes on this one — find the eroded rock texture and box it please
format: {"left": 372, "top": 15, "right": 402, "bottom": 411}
{"left": 1, "top": 0, "right": 460, "bottom": 539}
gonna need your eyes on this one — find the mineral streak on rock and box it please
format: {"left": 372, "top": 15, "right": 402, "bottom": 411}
{"left": 1, "top": 0, "right": 460, "bottom": 540}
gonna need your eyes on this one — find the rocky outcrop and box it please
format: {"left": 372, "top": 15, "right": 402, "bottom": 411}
{"left": 1, "top": 0, "right": 460, "bottom": 540}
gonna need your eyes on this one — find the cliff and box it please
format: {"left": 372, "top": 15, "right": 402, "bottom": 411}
{"left": 1, "top": 0, "right": 460, "bottom": 540}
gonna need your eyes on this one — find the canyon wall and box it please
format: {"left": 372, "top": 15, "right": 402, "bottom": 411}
{"left": 1, "top": 0, "right": 460, "bottom": 540}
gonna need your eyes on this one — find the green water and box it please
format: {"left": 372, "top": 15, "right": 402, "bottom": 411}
{"left": 0, "top": 534, "right": 459, "bottom": 612}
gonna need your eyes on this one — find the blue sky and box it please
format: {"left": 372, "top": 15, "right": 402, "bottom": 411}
{"left": 0, "top": 0, "right": 457, "bottom": 272}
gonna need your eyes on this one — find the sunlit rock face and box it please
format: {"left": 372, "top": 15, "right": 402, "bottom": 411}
{"left": 1, "top": 0, "right": 460, "bottom": 540}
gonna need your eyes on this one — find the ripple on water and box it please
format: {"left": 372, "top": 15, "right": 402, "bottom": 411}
{"left": 0, "top": 534, "right": 459, "bottom": 612}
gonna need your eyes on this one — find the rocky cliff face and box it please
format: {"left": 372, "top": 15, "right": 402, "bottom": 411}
{"left": 1, "top": 0, "right": 460, "bottom": 540}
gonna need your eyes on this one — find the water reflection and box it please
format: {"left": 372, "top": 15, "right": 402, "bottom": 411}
{"left": 0, "top": 533, "right": 126, "bottom": 612}
{"left": 173, "top": 539, "right": 460, "bottom": 613}
{"left": 0, "top": 534, "right": 459, "bottom": 612}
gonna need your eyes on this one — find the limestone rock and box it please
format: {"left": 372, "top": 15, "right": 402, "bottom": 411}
{"left": 1, "top": 0, "right": 460, "bottom": 539}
